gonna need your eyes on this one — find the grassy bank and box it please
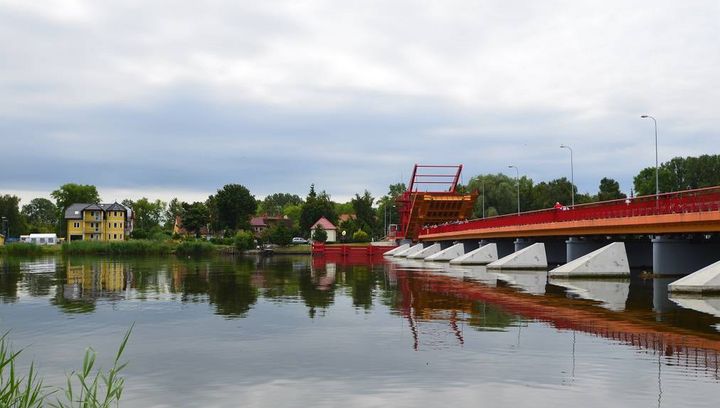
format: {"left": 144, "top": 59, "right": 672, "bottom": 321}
{"left": 62, "top": 239, "right": 174, "bottom": 255}
{"left": 0, "top": 243, "right": 61, "bottom": 256}
{"left": 273, "top": 244, "right": 311, "bottom": 254}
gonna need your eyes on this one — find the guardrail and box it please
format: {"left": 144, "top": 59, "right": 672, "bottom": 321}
{"left": 422, "top": 186, "right": 720, "bottom": 235}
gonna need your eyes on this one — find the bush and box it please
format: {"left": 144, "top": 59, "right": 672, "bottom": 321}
{"left": 234, "top": 230, "right": 255, "bottom": 251}
{"left": 311, "top": 226, "right": 327, "bottom": 243}
{"left": 352, "top": 230, "right": 370, "bottom": 243}
{"left": 175, "top": 240, "right": 216, "bottom": 256}
{"left": 210, "top": 236, "right": 234, "bottom": 246}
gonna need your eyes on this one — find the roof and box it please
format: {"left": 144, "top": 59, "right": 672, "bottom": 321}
{"left": 64, "top": 203, "right": 128, "bottom": 219}
{"left": 250, "top": 217, "right": 266, "bottom": 227}
{"left": 103, "top": 202, "right": 126, "bottom": 212}
{"left": 339, "top": 213, "right": 356, "bottom": 223}
{"left": 65, "top": 203, "right": 92, "bottom": 219}
{"left": 311, "top": 216, "right": 337, "bottom": 230}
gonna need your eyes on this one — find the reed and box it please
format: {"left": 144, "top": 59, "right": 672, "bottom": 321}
{"left": 0, "top": 326, "right": 133, "bottom": 408}
{"left": 62, "top": 240, "right": 173, "bottom": 255}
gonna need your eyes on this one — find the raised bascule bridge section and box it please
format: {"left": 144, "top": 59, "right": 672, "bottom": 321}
{"left": 389, "top": 181, "right": 720, "bottom": 290}
{"left": 395, "top": 164, "right": 477, "bottom": 242}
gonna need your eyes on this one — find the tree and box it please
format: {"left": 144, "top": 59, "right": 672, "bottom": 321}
{"left": 21, "top": 198, "right": 57, "bottom": 232}
{"left": 300, "top": 185, "right": 337, "bottom": 235}
{"left": 352, "top": 190, "right": 376, "bottom": 236}
{"left": 181, "top": 202, "right": 210, "bottom": 238}
{"left": 311, "top": 225, "right": 327, "bottom": 243}
{"left": 376, "top": 183, "right": 406, "bottom": 236}
{"left": 466, "top": 174, "right": 524, "bottom": 216}
{"left": 0, "top": 195, "right": 27, "bottom": 237}
{"left": 268, "top": 223, "right": 293, "bottom": 246}
{"left": 282, "top": 204, "right": 303, "bottom": 229}
{"left": 51, "top": 183, "right": 100, "bottom": 236}
{"left": 597, "top": 178, "right": 626, "bottom": 201}
{"left": 634, "top": 155, "right": 720, "bottom": 196}
{"left": 165, "top": 198, "right": 184, "bottom": 230}
{"left": 234, "top": 230, "right": 255, "bottom": 251}
{"left": 530, "top": 178, "right": 574, "bottom": 209}
{"left": 125, "top": 198, "right": 166, "bottom": 238}
{"left": 258, "top": 193, "right": 303, "bottom": 216}
{"left": 213, "top": 184, "right": 257, "bottom": 231}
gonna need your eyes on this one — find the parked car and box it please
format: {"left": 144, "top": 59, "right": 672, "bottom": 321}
{"left": 292, "top": 237, "right": 308, "bottom": 244}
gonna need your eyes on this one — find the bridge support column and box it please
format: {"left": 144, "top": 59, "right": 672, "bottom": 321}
{"left": 652, "top": 235, "right": 720, "bottom": 276}
{"left": 625, "top": 238, "right": 653, "bottom": 269}
{"left": 461, "top": 240, "right": 480, "bottom": 253}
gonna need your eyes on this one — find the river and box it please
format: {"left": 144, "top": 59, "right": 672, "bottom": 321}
{"left": 0, "top": 254, "right": 719, "bottom": 407}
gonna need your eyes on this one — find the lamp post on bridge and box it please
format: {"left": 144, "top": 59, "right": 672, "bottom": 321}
{"left": 640, "top": 114, "right": 659, "bottom": 202}
{"left": 560, "top": 144, "right": 574, "bottom": 208}
{"left": 508, "top": 165, "right": 520, "bottom": 215}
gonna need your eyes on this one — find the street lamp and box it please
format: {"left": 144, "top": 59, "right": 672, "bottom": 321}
{"left": 508, "top": 165, "right": 520, "bottom": 215}
{"left": 560, "top": 144, "right": 574, "bottom": 207}
{"left": 640, "top": 115, "right": 659, "bottom": 201}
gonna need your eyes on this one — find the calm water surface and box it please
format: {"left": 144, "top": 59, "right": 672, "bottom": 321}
{"left": 1, "top": 255, "right": 720, "bottom": 407}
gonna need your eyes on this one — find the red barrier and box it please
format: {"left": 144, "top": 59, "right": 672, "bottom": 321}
{"left": 312, "top": 243, "right": 398, "bottom": 257}
{"left": 422, "top": 186, "right": 720, "bottom": 235}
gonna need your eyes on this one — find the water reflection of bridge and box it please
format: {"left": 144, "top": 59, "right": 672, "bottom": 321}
{"left": 390, "top": 263, "right": 720, "bottom": 378}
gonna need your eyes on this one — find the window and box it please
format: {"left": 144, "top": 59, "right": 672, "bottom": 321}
{"left": 114, "top": 234, "right": 117, "bottom": 239}
{"left": 49, "top": 238, "right": 55, "bottom": 244}
{"left": 39, "top": 238, "right": 46, "bottom": 243}
{"left": 114, "top": 223, "right": 117, "bottom": 228}
{"left": 108, "top": 234, "right": 111, "bottom": 239}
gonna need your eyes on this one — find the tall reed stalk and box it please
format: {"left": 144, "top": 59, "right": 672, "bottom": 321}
{"left": 0, "top": 325, "right": 133, "bottom": 408}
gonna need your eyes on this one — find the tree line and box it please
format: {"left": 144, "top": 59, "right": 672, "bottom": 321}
{"left": 1, "top": 154, "right": 718, "bottom": 242}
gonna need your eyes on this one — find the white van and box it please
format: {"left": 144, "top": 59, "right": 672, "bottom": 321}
{"left": 20, "top": 233, "right": 58, "bottom": 245}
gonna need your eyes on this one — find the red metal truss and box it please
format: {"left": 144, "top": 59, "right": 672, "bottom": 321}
{"left": 396, "top": 164, "right": 477, "bottom": 241}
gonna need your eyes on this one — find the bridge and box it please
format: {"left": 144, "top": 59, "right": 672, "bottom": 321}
{"left": 391, "top": 165, "right": 720, "bottom": 281}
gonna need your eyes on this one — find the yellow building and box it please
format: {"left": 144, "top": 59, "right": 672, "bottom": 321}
{"left": 0, "top": 234, "right": 4, "bottom": 246}
{"left": 65, "top": 202, "right": 130, "bottom": 241}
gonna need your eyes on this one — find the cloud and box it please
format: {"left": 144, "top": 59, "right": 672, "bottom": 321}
{"left": 1, "top": 0, "right": 718, "bottom": 205}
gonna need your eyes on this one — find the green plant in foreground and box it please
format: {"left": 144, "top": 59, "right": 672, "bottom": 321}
{"left": 0, "top": 333, "right": 44, "bottom": 408}
{"left": 52, "top": 324, "right": 133, "bottom": 408}
{"left": 0, "top": 325, "right": 133, "bottom": 408}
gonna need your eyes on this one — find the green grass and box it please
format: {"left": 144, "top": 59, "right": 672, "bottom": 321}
{"left": 62, "top": 240, "right": 173, "bottom": 256}
{"left": 273, "top": 244, "right": 311, "bottom": 254}
{"left": 0, "top": 326, "right": 132, "bottom": 408}
{"left": 0, "top": 243, "right": 62, "bottom": 256}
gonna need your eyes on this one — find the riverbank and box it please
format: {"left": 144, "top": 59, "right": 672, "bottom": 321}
{"left": 0, "top": 240, "right": 312, "bottom": 256}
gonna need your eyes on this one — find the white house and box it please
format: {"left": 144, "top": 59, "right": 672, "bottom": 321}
{"left": 310, "top": 217, "right": 338, "bottom": 243}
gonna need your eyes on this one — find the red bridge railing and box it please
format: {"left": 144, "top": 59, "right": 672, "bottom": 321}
{"left": 421, "top": 186, "right": 720, "bottom": 236}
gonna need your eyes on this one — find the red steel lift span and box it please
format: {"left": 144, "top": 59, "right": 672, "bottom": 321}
{"left": 395, "top": 164, "right": 477, "bottom": 241}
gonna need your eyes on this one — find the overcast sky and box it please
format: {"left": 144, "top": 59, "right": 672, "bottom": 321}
{"left": 1, "top": 0, "right": 718, "bottom": 206}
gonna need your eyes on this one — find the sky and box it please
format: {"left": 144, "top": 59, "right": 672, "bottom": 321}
{"left": 1, "top": 0, "right": 718, "bottom": 206}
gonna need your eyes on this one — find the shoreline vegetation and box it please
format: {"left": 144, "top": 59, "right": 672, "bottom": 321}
{"left": 0, "top": 241, "right": 313, "bottom": 256}
{"left": 0, "top": 326, "right": 132, "bottom": 408}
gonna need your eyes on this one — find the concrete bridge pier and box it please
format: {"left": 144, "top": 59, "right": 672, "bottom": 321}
{"left": 566, "top": 237, "right": 651, "bottom": 269}
{"left": 480, "top": 239, "right": 514, "bottom": 258}
{"left": 652, "top": 235, "right": 720, "bottom": 276}
{"left": 566, "top": 237, "right": 608, "bottom": 262}
{"left": 514, "top": 238, "right": 566, "bottom": 265}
